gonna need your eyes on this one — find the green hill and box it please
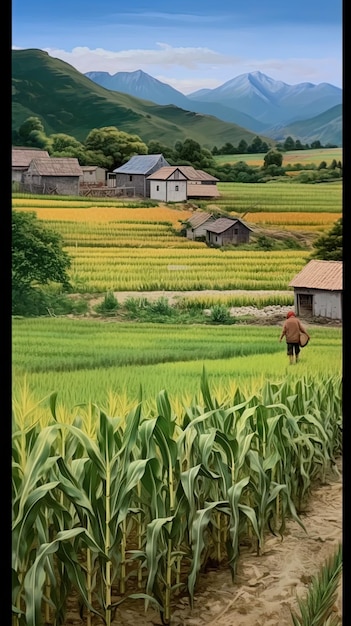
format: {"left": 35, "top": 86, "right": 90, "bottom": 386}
{"left": 271, "top": 105, "right": 342, "bottom": 147}
{"left": 12, "top": 49, "right": 274, "bottom": 150}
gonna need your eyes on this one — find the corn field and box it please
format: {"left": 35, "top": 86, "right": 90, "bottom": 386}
{"left": 12, "top": 370, "right": 342, "bottom": 626}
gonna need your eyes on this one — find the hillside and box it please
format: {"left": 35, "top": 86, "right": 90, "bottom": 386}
{"left": 12, "top": 49, "right": 271, "bottom": 150}
{"left": 264, "top": 104, "right": 342, "bottom": 147}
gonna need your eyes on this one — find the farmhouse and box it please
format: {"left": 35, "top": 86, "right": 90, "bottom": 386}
{"left": 186, "top": 211, "right": 216, "bottom": 240}
{"left": 112, "top": 154, "right": 170, "bottom": 197}
{"left": 147, "top": 167, "right": 188, "bottom": 202}
{"left": 289, "top": 259, "right": 342, "bottom": 321}
{"left": 23, "top": 157, "right": 83, "bottom": 195}
{"left": 12, "top": 147, "right": 50, "bottom": 183}
{"left": 80, "top": 165, "right": 107, "bottom": 186}
{"left": 148, "top": 165, "right": 220, "bottom": 201}
{"left": 206, "top": 217, "right": 253, "bottom": 247}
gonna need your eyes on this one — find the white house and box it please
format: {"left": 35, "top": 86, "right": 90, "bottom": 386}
{"left": 147, "top": 167, "right": 188, "bottom": 202}
{"left": 289, "top": 259, "right": 342, "bottom": 320}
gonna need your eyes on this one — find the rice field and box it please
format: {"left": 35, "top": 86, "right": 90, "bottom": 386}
{"left": 214, "top": 181, "right": 342, "bottom": 213}
{"left": 12, "top": 318, "right": 342, "bottom": 418}
{"left": 213, "top": 147, "right": 342, "bottom": 167}
{"left": 12, "top": 181, "right": 342, "bottom": 293}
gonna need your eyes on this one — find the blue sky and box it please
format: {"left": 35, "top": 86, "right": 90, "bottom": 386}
{"left": 12, "top": 0, "right": 342, "bottom": 93}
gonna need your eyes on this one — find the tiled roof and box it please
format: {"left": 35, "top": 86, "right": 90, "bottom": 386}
{"left": 113, "top": 154, "right": 169, "bottom": 174}
{"left": 188, "top": 211, "right": 215, "bottom": 228}
{"left": 146, "top": 164, "right": 219, "bottom": 183}
{"left": 80, "top": 165, "right": 107, "bottom": 172}
{"left": 29, "top": 158, "right": 82, "bottom": 176}
{"left": 206, "top": 217, "right": 253, "bottom": 233}
{"left": 175, "top": 165, "right": 201, "bottom": 180}
{"left": 147, "top": 167, "right": 187, "bottom": 180}
{"left": 289, "top": 260, "right": 343, "bottom": 291}
{"left": 12, "top": 148, "right": 50, "bottom": 167}
{"left": 187, "top": 184, "right": 220, "bottom": 197}
{"left": 190, "top": 169, "right": 219, "bottom": 182}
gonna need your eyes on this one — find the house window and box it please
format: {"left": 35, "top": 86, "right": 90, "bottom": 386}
{"left": 129, "top": 175, "right": 133, "bottom": 182}
{"left": 175, "top": 185, "right": 179, "bottom": 191}
{"left": 234, "top": 228, "right": 238, "bottom": 234}
{"left": 156, "top": 185, "right": 160, "bottom": 191}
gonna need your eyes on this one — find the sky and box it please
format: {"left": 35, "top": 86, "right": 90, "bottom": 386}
{"left": 12, "top": 0, "right": 343, "bottom": 94}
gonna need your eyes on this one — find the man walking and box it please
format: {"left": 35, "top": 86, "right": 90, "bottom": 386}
{"left": 279, "top": 311, "right": 310, "bottom": 365}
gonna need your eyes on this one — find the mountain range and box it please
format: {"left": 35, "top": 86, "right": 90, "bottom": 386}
{"left": 85, "top": 69, "right": 342, "bottom": 145}
{"left": 12, "top": 49, "right": 342, "bottom": 149}
{"left": 12, "top": 49, "right": 273, "bottom": 150}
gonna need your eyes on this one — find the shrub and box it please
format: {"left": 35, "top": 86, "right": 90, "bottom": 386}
{"left": 95, "top": 291, "right": 120, "bottom": 315}
{"left": 210, "top": 304, "right": 231, "bottom": 323}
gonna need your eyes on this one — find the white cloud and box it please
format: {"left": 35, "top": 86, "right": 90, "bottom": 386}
{"left": 42, "top": 44, "right": 239, "bottom": 74}
{"left": 21, "top": 44, "right": 340, "bottom": 91}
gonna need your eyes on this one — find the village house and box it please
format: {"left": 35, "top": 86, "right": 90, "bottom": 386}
{"left": 112, "top": 154, "right": 170, "bottom": 197}
{"left": 147, "top": 167, "right": 188, "bottom": 202}
{"left": 206, "top": 217, "right": 253, "bottom": 247}
{"left": 147, "top": 165, "right": 220, "bottom": 202}
{"left": 80, "top": 165, "right": 107, "bottom": 186}
{"left": 23, "top": 157, "right": 83, "bottom": 195}
{"left": 289, "top": 259, "right": 342, "bottom": 320}
{"left": 12, "top": 147, "right": 50, "bottom": 184}
{"left": 186, "top": 211, "right": 216, "bottom": 240}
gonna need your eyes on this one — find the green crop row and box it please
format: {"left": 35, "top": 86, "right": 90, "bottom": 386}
{"left": 12, "top": 370, "right": 342, "bottom": 626}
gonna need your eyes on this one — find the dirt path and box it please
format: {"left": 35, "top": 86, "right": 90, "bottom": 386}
{"left": 64, "top": 459, "right": 342, "bottom": 626}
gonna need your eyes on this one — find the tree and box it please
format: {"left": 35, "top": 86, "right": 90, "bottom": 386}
{"left": 248, "top": 136, "right": 267, "bottom": 153}
{"left": 263, "top": 150, "right": 283, "bottom": 168}
{"left": 147, "top": 140, "right": 176, "bottom": 162}
{"left": 309, "top": 218, "right": 342, "bottom": 261}
{"left": 283, "top": 136, "right": 296, "bottom": 151}
{"left": 237, "top": 139, "right": 248, "bottom": 153}
{"left": 12, "top": 211, "right": 72, "bottom": 312}
{"left": 50, "top": 133, "right": 84, "bottom": 153}
{"left": 17, "top": 116, "right": 52, "bottom": 150}
{"left": 84, "top": 127, "right": 147, "bottom": 169}
{"left": 173, "top": 138, "right": 216, "bottom": 170}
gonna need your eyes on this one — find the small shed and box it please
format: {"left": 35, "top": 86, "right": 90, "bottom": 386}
{"left": 23, "top": 157, "right": 83, "bottom": 195}
{"left": 186, "top": 211, "right": 216, "bottom": 240}
{"left": 206, "top": 217, "right": 253, "bottom": 247}
{"left": 113, "top": 154, "right": 170, "bottom": 197}
{"left": 80, "top": 165, "right": 107, "bottom": 185}
{"left": 289, "top": 259, "right": 342, "bottom": 320}
{"left": 147, "top": 167, "right": 188, "bottom": 202}
{"left": 12, "top": 147, "right": 50, "bottom": 183}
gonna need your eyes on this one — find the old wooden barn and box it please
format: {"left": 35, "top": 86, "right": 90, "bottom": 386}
{"left": 289, "top": 259, "right": 342, "bottom": 320}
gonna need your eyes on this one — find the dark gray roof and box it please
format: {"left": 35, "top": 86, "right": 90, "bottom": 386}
{"left": 206, "top": 217, "right": 253, "bottom": 234}
{"left": 113, "top": 154, "right": 169, "bottom": 174}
